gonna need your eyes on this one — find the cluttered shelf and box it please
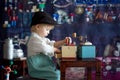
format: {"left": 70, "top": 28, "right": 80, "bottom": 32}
{"left": 0, "top": 57, "right": 27, "bottom": 80}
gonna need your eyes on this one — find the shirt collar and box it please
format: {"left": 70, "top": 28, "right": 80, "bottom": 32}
{"left": 32, "top": 32, "right": 45, "bottom": 40}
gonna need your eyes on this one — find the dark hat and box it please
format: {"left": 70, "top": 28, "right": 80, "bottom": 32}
{"left": 31, "top": 11, "right": 57, "bottom": 26}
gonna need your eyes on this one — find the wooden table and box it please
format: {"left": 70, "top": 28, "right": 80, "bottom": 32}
{"left": 60, "top": 58, "right": 102, "bottom": 80}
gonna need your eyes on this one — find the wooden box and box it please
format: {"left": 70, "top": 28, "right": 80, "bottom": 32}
{"left": 62, "top": 46, "right": 77, "bottom": 59}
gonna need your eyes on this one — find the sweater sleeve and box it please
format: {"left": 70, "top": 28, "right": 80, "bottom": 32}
{"left": 27, "top": 37, "right": 55, "bottom": 57}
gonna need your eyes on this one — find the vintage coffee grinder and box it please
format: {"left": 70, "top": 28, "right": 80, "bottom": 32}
{"left": 72, "top": 33, "right": 96, "bottom": 59}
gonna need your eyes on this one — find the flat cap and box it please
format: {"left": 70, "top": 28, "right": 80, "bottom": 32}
{"left": 31, "top": 11, "right": 57, "bottom": 26}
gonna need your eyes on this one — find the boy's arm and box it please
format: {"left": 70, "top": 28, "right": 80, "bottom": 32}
{"left": 54, "top": 39, "right": 66, "bottom": 48}
{"left": 54, "top": 37, "right": 72, "bottom": 48}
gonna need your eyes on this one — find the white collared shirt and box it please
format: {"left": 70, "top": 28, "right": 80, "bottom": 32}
{"left": 27, "top": 32, "right": 55, "bottom": 57}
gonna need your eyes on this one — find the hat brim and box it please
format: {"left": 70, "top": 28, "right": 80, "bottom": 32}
{"left": 31, "top": 11, "right": 57, "bottom": 26}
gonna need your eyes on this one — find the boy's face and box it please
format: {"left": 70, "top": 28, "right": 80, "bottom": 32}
{"left": 37, "top": 24, "right": 54, "bottom": 37}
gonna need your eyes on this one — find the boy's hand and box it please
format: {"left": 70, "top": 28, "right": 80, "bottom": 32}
{"left": 65, "top": 37, "right": 72, "bottom": 45}
{"left": 54, "top": 47, "right": 61, "bottom": 53}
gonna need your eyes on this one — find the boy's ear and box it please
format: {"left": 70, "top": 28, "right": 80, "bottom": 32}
{"left": 33, "top": 25, "right": 39, "bottom": 31}
{"left": 36, "top": 24, "right": 40, "bottom": 29}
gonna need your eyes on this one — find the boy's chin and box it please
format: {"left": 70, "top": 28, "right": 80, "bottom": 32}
{"left": 45, "top": 35, "right": 48, "bottom": 37}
